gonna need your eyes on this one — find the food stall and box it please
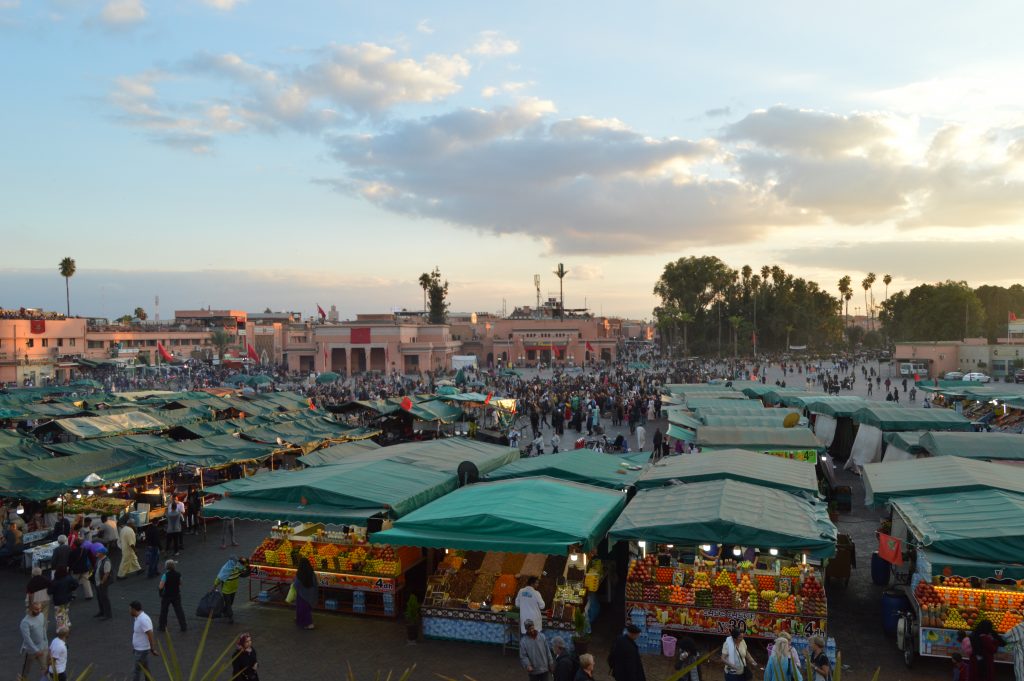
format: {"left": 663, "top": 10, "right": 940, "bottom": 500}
{"left": 371, "top": 477, "right": 628, "bottom": 645}
{"left": 846, "top": 406, "right": 973, "bottom": 472}
{"left": 694, "top": 426, "right": 825, "bottom": 464}
{"left": 609, "top": 478, "right": 837, "bottom": 645}
{"left": 636, "top": 450, "right": 820, "bottom": 497}
{"left": 863, "top": 456, "right": 1024, "bottom": 508}
{"left": 887, "top": 490, "right": 1024, "bottom": 667}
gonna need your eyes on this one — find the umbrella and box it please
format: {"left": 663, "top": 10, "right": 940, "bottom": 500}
{"left": 316, "top": 371, "right": 341, "bottom": 385}
{"left": 247, "top": 375, "right": 274, "bottom": 386}
{"left": 70, "top": 379, "right": 103, "bottom": 389}
{"left": 224, "top": 375, "right": 249, "bottom": 385}
{"left": 500, "top": 369, "right": 522, "bottom": 377}
{"left": 435, "top": 379, "right": 455, "bottom": 387}
{"left": 468, "top": 380, "right": 487, "bottom": 388}
{"left": 436, "top": 386, "right": 459, "bottom": 396}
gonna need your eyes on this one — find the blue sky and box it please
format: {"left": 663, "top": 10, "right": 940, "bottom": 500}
{"left": 3, "top": 1, "right": 1024, "bottom": 320}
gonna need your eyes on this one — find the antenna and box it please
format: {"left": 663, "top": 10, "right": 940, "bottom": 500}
{"left": 534, "top": 274, "right": 541, "bottom": 317}
{"left": 154, "top": 295, "right": 160, "bottom": 323}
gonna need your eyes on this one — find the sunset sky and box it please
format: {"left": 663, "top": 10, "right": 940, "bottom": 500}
{"left": 3, "top": 1, "right": 1024, "bottom": 321}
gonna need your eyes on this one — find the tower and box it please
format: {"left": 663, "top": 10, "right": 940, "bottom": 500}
{"left": 534, "top": 274, "right": 541, "bottom": 318}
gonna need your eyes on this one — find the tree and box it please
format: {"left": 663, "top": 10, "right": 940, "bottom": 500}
{"left": 879, "top": 281, "right": 986, "bottom": 341}
{"left": 865, "top": 272, "right": 877, "bottom": 329}
{"left": 417, "top": 273, "right": 432, "bottom": 313}
{"left": 134, "top": 307, "right": 147, "bottom": 321}
{"left": 553, "top": 263, "right": 568, "bottom": 320}
{"left": 209, "top": 329, "right": 233, "bottom": 362}
{"left": 728, "top": 315, "right": 744, "bottom": 358}
{"left": 419, "top": 268, "right": 449, "bottom": 324}
{"left": 785, "top": 323, "right": 796, "bottom": 350}
{"left": 861, "top": 276, "right": 871, "bottom": 326}
{"left": 58, "top": 257, "right": 76, "bottom": 316}
{"left": 883, "top": 274, "right": 892, "bottom": 301}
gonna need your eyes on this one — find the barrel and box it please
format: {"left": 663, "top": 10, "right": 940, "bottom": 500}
{"left": 882, "top": 589, "right": 910, "bottom": 635}
{"left": 871, "top": 551, "right": 890, "bottom": 586}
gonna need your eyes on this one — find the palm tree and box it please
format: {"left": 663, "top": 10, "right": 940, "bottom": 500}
{"left": 134, "top": 307, "right": 147, "bottom": 321}
{"left": 209, "top": 329, "right": 233, "bottom": 363}
{"left": 838, "top": 276, "right": 852, "bottom": 329}
{"left": 58, "top": 257, "right": 76, "bottom": 316}
{"left": 866, "top": 272, "right": 877, "bottom": 329}
{"left": 883, "top": 274, "right": 892, "bottom": 300}
{"left": 861, "top": 276, "right": 872, "bottom": 329}
{"left": 553, "top": 263, "right": 568, "bottom": 320}
{"left": 728, "top": 315, "right": 744, "bottom": 358}
{"left": 418, "top": 273, "right": 431, "bottom": 312}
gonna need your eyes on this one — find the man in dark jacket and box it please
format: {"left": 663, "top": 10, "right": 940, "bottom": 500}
{"left": 158, "top": 559, "right": 187, "bottom": 632}
{"left": 608, "top": 624, "right": 646, "bottom": 681}
{"left": 552, "top": 636, "right": 577, "bottom": 681}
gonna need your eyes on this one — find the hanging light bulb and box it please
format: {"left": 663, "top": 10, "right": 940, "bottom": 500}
{"left": 72, "top": 489, "right": 79, "bottom": 494}
{"left": 637, "top": 541, "right": 646, "bottom": 549}
{"left": 75, "top": 494, "right": 82, "bottom": 499}
{"left": 569, "top": 553, "right": 579, "bottom": 562}
{"left": 16, "top": 503, "right": 25, "bottom": 515}
{"left": 107, "top": 488, "right": 114, "bottom": 494}
{"left": 802, "top": 553, "right": 808, "bottom": 565}
{"left": 700, "top": 544, "right": 712, "bottom": 553}
{"left": 87, "top": 490, "right": 95, "bottom": 496}
{"left": 666, "top": 544, "right": 674, "bottom": 549}
{"left": 732, "top": 547, "right": 742, "bottom": 557}
{"left": 113, "top": 482, "right": 120, "bottom": 488}
{"left": 769, "top": 548, "right": 779, "bottom": 556}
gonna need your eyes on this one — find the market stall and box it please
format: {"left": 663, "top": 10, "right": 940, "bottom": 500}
{"left": 636, "top": 450, "right": 819, "bottom": 498}
{"left": 694, "top": 426, "right": 824, "bottom": 463}
{"left": 919, "top": 431, "right": 1024, "bottom": 462}
{"left": 609, "top": 479, "right": 836, "bottom": 642}
{"left": 863, "top": 456, "right": 1024, "bottom": 507}
{"left": 371, "top": 477, "right": 627, "bottom": 645}
{"left": 846, "top": 406, "right": 973, "bottom": 472}
{"left": 485, "top": 449, "right": 646, "bottom": 490}
{"left": 888, "top": 490, "right": 1024, "bottom": 666}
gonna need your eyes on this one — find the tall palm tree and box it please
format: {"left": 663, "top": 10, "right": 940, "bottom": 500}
{"left": 838, "top": 276, "right": 852, "bottom": 328}
{"left": 553, "top": 263, "right": 568, "bottom": 320}
{"left": 417, "top": 273, "right": 431, "bottom": 312}
{"left": 58, "top": 257, "right": 76, "bottom": 316}
{"left": 883, "top": 274, "right": 892, "bottom": 300}
{"left": 866, "top": 272, "right": 877, "bottom": 329}
{"left": 209, "top": 329, "right": 233, "bottom": 363}
{"left": 728, "top": 315, "right": 744, "bottom": 358}
{"left": 861, "top": 276, "right": 872, "bottom": 329}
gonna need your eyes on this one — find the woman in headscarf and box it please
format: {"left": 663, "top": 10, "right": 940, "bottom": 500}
{"left": 293, "top": 556, "right": 318, "bottom": 630}
{"left": 232, "top": 632, "right": 259, "bottom": 681}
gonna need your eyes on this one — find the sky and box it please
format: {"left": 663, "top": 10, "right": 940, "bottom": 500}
{"left": 3, "top": 1, "right": 1024, "bottom": 321}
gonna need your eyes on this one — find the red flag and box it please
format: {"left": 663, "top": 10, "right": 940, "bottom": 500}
{"left": 156, "top": 341, "right": 174, "bottom": 363}
{"left": 400, "top": 396, "right": 413, "bottom": 411}
{"left": 308, "top": 399, "right": 316, "bottom": 411}
{"left": 878, "top": 532, "right": 903, "bottom": 565}
{"left": 30, "top": 319, "right": 45, "bottom": 334}
{"left": 247, "top": 343, "right": 259, "bottom": 362}
{"left": 484, "top": 392, "right": 493, "bottom": 405}
{"left": 585, "top": 341, "right": 595, "bottom": 353}
{"left": 913, "top": 373, "right": 920, "bottom": 382}
{"left": 1011, "top": 312, "right": 1018, "bottom": 322}
{"left": 317, "top": 304, "right": 327, "bottom": 320}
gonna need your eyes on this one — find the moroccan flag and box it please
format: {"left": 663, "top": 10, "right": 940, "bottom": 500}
{"left": 156, "top": 342, "right": 174, "bottom": 362}
{"left": 400, "top": 396, "right": 413, "bottom": 411}
{"left": 317, "top": 304, "right": 327, "bottom": 320}
{"left": 878, "top": 532, "right": 903, "bottom": 565}
{"left": 484, "top": 392, "right": 493, "bottom": 405}
{"left": 1011, "top": 312, "right": 1018, "bottom": 322}
{"left": 913, "top": 374, "right": 920, "bottom": 382}
{"left": 351, "top": 327, "right": 371, "bottom": 344}
{"left": 585, "top": 341, "right": 595, "bottom": 353}
{"left": 30, "top": 319, "right": 45, "bottom": 334}
{"left": 247, "top": 343, "right": 260, "bottom": 362}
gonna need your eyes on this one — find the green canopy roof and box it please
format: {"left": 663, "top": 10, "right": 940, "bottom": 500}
{"left": 805, "top": 397, "right": 876, "bottom": 418}
{"left": 701, "top": 414, "right": 804, "bottom": 428}
{"left": 486, "top": 449, "right": 644, "bottom": 489}
{"left": 609, "top": 479, "right": 836, "bottom": 558}
{"left": 371, "top": 477, "right": 627, "bottom": 554}
{"left": 665, "top": 384, "right": 733, "bottom": 396}
{"left": 202, "top": 496, "right": 381, "bottom": 526}
{"left": 0, "top": 448, "right": 171, "bottom": 500}
{"left": 142, "top": 435, "right": 278, "bottom": 468}
{"left": 882, "top": 431, "right": 929, "bottom": 455}
{"left": 364, "top": 438, "right": 519, "bottom": 476}
{"left": 0, "top": 431, "right": 53, "bottom": 461}
{"left": 636, "top": 450, "right": 819, "bottom": 496}
{"left": 920, "top": 547, "right": 1024, "bottom": 581}
{"left": 206, "top": 459, "right": 456, "bottom": 518}
{"left": 686, "top": 399, "right": 761, "bottom": 411}
{"left": 851, "top": 406, "right": 972, "bottom": 431}
{"left": 45, "top": 435, "right": 164, "bottom": 456}
{"left": 240, "top": 418, "right": 377, "bottom": 446}
{"left": 775, "top": 392, "right": 831, "bottom": 408}
{"left": 920, "top": 432, "right": 1024, "bottom": 461}
{"left": 667, "top": 424, "right": 697, "bottom": 442}
{"left": 739, "top": 384, "right": 777, "bottom": 398}
{"left": 315, "top": 371, "right": 341, "bottom": 384}
{"left": 297, "top": 440, "right": 383, "bottom": 467}
{"left": 760, "top": 387, "right": 823, "bottom": 406}
{"left": 33, "top": 411, "right": 167, "bottom": 439}
{"left": 893, "top": 490, "right": 1024, "bottom": 563}
{"left": 665, "top": 411, "right": 702, "bottom": 430}
{"left": 863, "top": 456, "right": 1024, "bottom": 506}
{"left": 695, "top": 426, "right": 824, "bottom": 452}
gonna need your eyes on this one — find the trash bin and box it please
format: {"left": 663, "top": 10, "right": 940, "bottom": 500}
{"left": 661, "top": 635, "right": 677, "bottom": 658}
{"left": 871, "top": 551, "right": 890, "bottom": 586}
{"left": 882, "top": 589, "right": 910, "bottom": 635}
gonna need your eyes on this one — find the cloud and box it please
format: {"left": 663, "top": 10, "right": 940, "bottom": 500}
{"left": 200, "top": 0, "right": 244, "bottom": 9}
{"left": 468, "top": 30, "right": 518, "bottom": 57}
{"left": 705, "top": 106, "right": 731, "bottom": 117}
{"left": 416, "top": 19, "right": 433, "bottom": 34}
{"left": 481, "top": 81, "right": 531, "bottom": 98}
{"left": 723, "top": 105, "right": 891, "bottom": 157}
{"left": 99, "top": 0, "right": 145, "bottom": 26}
{"left": 108, "top": 71, "right": 216, "bottom": 153}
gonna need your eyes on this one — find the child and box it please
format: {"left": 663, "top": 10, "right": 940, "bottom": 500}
{"left": 951, "top": 652, "right": 970, "bottom": 681}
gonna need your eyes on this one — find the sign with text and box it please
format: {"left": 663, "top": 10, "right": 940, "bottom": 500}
{"left": 626, "top": 601, "right": 826, "bottom": 640}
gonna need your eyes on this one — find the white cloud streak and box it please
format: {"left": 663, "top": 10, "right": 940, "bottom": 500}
{"left": 468, "top": 30, "right": 518, "bottom": 57}
{"left": 100, "top": 0, "right": 145, "bottom": 26}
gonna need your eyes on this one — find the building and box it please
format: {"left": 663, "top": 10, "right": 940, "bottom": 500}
{"left": 894, "top": 338, "right": 1024, "bottom": 379}
{"left": 0, "top": 315, "right": 87, "bottom": 386}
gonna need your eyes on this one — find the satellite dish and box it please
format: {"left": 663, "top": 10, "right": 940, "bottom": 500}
{"left": 457, "top": 461, "right": 480, "bottom": 486}
{"left": 783, "top": 412, "right": 800, "bottom": 428}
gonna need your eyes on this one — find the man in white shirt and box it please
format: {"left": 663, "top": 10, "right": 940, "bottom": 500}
{"left": 129, "top": 601, "right": 159, "bottom": 681}
{"left": 515, "top": 576, "right": 545, "bottom": 634}
{"left": 49, "top": 626, "right": 69, "bottom": 681}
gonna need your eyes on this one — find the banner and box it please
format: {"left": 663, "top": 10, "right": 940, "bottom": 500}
{"left": 249, "top": 564, "right": 398, "bottom": 592}
{"left": 30, "top": 319, "right": 45, "bottom": 334}
{"left": 878, "top": 532, "right": 903, "bottom": 565}
{"left": 625, "top": 600, "right": 825, "bottom": 640}
{"left": 350, "top": 328, "right": 371, "bottom": 344}
{"left": 763, "top": 449, "right": 817, "bottom": 463}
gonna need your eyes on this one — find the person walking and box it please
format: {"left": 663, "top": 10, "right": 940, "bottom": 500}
{"left": 809, "top": 636, "right": 831, "bottom": 681}
{"left": 231, "top": 633, "right": 260, "bottom": 681}
{"left": 635, "top": 424, "right": 647, "bottom": 452}
{"left": 129, "top": 601, "right": 159, "bottom": 681}
{"left": 220, "top": 517, "right": 239, "bottom": 549}
{"left": 158, "top": 559, "right": 187, "bottom": 633}
{"left": 575, "top": 654, "right": 596, "bottom": 681}
{"left": 519, "top": 619, "right": 554, "bottom": 681}
{"left": 93, "top": 545, "right": 113, "bottom": 620}
{"left": 47, "top": 567, "right": 78, "bottom": 631}
{"left": 143, "top": 523, "right": 162, "bottom": 579}
{"left": 293, "top": 556, "right": 319, "bottom": 630}
{"left": 550, "top": 432, "right": 560, "bottom": 454}
{"left": 721, "top": 627, "right": 758, "bottom": 681}
{"left": 186, "top": 486, "right": 202, "bottom": 535}
{"left": 608, "top": 624, "right": 646, "bottom": 681}
{"left": 49, "top": 625, "right": 70, "bottom": 681}
{"left": 51, "top": 534, "right": 71, "bottom": 576}
{"left": 69, "top": 538, "right": 94, "bottom": 601}
{"left": 764, "top": 636, "right": 802, "bottom": 681}
{"left": 20, "top": 602, "right": 48, "bottom": 681}
{"left": 515, "top": 576, "right": 546, "bottom": 634}
{"left": 117, "top": 520, "right": 141, "bottom": 578}
{"left": 25, "top": 566, "right": 51, "bottom": 633}
{"left": 166, "top": 497, "right": 184, "bottom": 556}
{"left": 552, "top": 636, "right": 576, "bottom": 681}
{"left": 214, "top": 556, "right": 250, "bottom": 624}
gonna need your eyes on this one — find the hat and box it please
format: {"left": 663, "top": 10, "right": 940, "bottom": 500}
{"left": 96, "top": 545, "right": 108, "bottom": 554}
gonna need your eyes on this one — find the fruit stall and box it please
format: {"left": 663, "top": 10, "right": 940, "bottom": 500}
{"left": 885, "top": 490, "right": 1024, "bottom": 666}
{"left": 610, "top": 479, "right": 837, "bottom": 641}
{"left": 371, "top": 477, "right": 628, "bottom": 645}
{"left": 248, "top": 522, "right": 422, "bottom": 617}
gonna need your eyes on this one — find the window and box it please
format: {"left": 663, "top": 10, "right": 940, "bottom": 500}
{"left": 68, "top": 338, "right": 75, "bottom": 347}
{"left": 57, "top": 338, "right": 64, "bottom": 347}
{"left": 26, "top": 339, "right": 34, "bottom": 348}
{"left": 88, "top": 340, "right": 104, "bottom": 349}
{"left": 41, "top": 338, "right": 49, "bottom": 347}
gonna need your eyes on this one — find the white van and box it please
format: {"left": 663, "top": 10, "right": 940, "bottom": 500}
{"left": 899, "top": 362, "right": 929, "bottom": 378}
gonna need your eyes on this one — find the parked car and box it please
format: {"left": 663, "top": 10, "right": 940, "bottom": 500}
{"left": 962, "top": 372, "right": 991, "bottom": 383}
{"left": 1015, "top": 369, "right": 1024, "bottom": 384}
{"left": 944, "top": 371, "right": 965, "bottom": 380}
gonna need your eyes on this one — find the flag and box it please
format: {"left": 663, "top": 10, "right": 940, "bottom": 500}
{"left": 29, "top": 319, "right": 45, "bottom": 334}
{"left": 317, "top": 304, "right": 327, "bottom": 320}
{"left": 585, "top": 341, "right": 595, "bottom": 353}
{"left": 308, "top": 399, "right": 316, "bottom": 411}
{"left": 878, "top": 532, "right": 903, "bottom": 565}
{"left": 247, "top": 343, "right": 260, "bottom": 362}
{"left": 400, "top": 396, "right": 413, "bottom": 411}
{"left": 1011, "top": 312, "right": 1018, "bottom": 322}
{"left": 913, "top": 373, "right": 920, "bottom": 382}
{"left": 484, "top": 392, "right": 493, "bottom": 405}
{"left": 156, "top": 342, "right": 174, "bottom": 363}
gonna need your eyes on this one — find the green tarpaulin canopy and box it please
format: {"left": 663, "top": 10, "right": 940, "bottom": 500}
{"left": 315, "top": 372, "right": 340, "bottom": 385}
{"left": 863, "top": 456, "right": 1024, "bottom": 506}
{"left": 371, "top": 477, "right": 627, "bottom": 554}
{"left": 0, "top": 448, "right": 171, "bottom": 500}
{"left": 202, "top": 496, "right": 381, "bottom": 526}
{"left": 774, "top": 392, "right": 830, "bottom": 408}
{"left": 695, "top": 426, "right": 824, "bottom": 452}
{"left": 142, "top": 435, "right": 278, "bottom": 467}
{"left": 486, "top": 449, "right": 644, "bottom": 489}
{"left": 363, "top": 438, "right": 519, "bottom": 476}
{"left": 665, "top": 411, "right": 702, "bottom": 430}
{"left": 298, "top": 440, "right": 383, "bottom": 467}
{"left": 701, "top": 414, "right": 804, "bottom": 428}
{"left": 804, "top": 397, "right": 876, "bottom": 418}
{"left": 690, "top": 404, "right": 780, "bottom": 417}
{"left": 241, "top": 419, "right": 378, "bottom": 446}
{"left": 45, "top": 435, "right": 164, "bottom": 456}
{"left": 920, "top": 432, "right": 1024, "bottom": 461}
{"left": 920, "top": 547, "right": 1024, "bottom": 581}
{"left": 610, "top": 479, "right": 836, "bottom": 558}
{"left": 685, "top": 398, "right": 758, "bottom": 410}
{"left": 665, "top": 384, "right": 737, "bottom": 395}
{"left": 760, "top": 387, "right": 823, "bottom": 406}
{"left": 667, "top": 424, "right": 697, "bottom": 442}
{"left": 893, "top": 490, "right": 1024, "bottom": 563}
{"left": 33, "top": 411, "right": 167, "bottom": 439}
{"left": 882, "top": 431, "right": 929, "bottom": 455}
{"left": 636, "top": 450, "right": 819, "bottom": 496}
{"left": 739, "top": 384, "right": 777, "bottom": 398}
{"left": 851, "top": 406, "right": 972, "bottom": 431}
{"left": 206, "top": 459, "right": 456, "bottom": 519}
